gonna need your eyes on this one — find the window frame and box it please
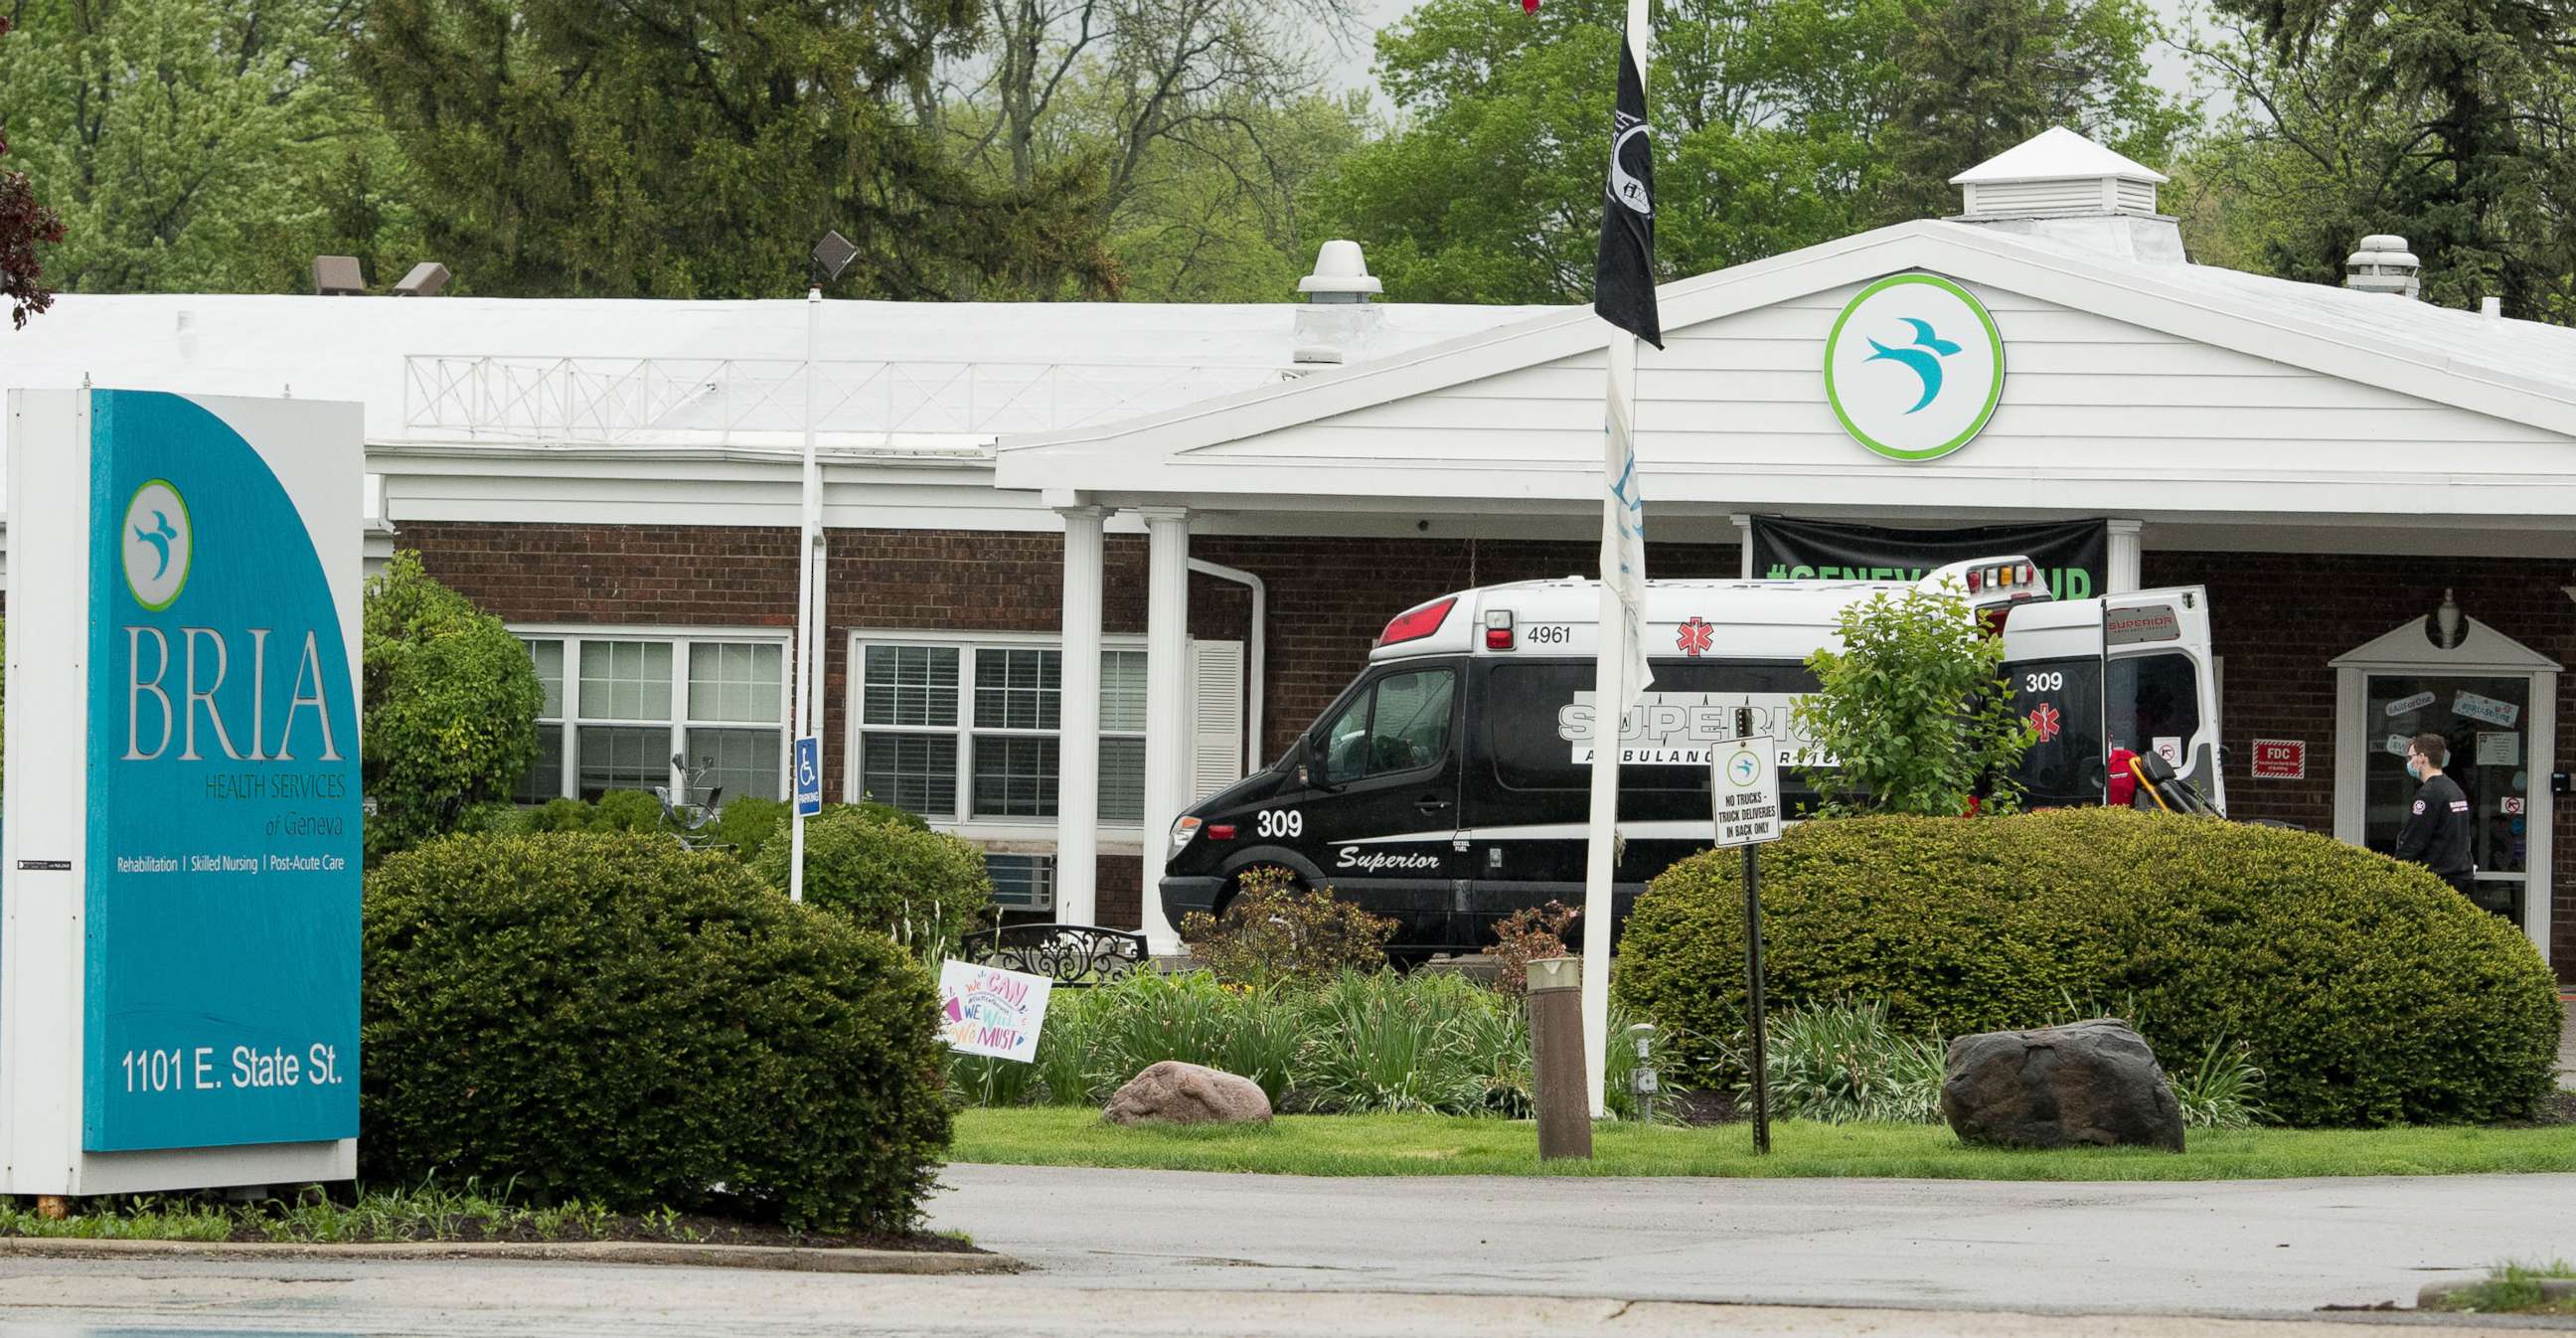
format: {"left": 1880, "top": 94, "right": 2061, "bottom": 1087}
{"left": 513, "top": 624, "right": 793, "bottom": 804}
{"left": 845, "top": 627, "right": 1150, "bottom": 840}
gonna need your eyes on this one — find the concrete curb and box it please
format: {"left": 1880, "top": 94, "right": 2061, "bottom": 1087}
{"left": 0, "top": 1236, "right": 1023, "bottom": 1274}
{"left": 2419, "top": 1275, "right": 2576, "bottom": 1307}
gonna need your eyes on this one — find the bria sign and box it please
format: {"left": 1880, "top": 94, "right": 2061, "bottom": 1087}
{"left": 1710, "top": 735, "right": 1783, "bottom": 848}
{"left": 3, "top": 388, "right": 361, "bottom": 1191}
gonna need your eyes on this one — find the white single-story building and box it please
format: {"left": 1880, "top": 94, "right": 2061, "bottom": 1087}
{"left": 7, "top": 128, "right": 2571, "bottom": 974}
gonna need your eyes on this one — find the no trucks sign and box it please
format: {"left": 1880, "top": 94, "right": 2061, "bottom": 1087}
{"left": 1711, "top": 736, "right": 1783, "bottom": 848}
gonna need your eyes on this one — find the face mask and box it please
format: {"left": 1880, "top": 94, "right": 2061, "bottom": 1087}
{"left": 2406, "top": 758, "right": 2425, "bottom": 780}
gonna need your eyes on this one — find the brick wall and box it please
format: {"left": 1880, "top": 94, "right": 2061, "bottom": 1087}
{"left": 399, "top": 522, "right": 2576, "bottom": 973}
{"left": 2145, "top": 551, "right": 2574, "bottom": 981}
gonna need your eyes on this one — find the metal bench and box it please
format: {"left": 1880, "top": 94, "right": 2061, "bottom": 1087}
{"left": 956, "top": 923, "right": 1147, "bottom": 987}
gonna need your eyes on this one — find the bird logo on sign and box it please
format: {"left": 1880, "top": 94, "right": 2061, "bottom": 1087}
{"left": 1864, "top": 318, "right": 1963, "bottom": 415}
{"left": 1727, "top": 750, "right": 1761, "bottom": 787}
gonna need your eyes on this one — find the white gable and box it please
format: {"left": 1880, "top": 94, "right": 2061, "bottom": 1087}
{"left": 998, "top": 221, "right": 2576, "bottom": 538}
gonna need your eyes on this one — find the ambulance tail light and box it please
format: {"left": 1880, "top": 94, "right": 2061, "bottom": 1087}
{"left": 1376, "top": 596, "right": 1457, "bottom": 648}
{"left": 1484, "top": 609, "right": 1515, "bottom": 650}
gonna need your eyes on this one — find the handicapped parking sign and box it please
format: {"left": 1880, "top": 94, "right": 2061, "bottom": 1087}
{"left": 794, "top": 736, "right": 822, "bottom": 816}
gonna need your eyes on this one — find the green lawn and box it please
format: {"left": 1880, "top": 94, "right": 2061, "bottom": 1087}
{"left": 952, "top": 1108, "right": 2576, "bottom": 1181}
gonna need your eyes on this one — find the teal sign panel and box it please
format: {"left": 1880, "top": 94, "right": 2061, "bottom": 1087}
{"left": 82, "top": 391, "right": 360, "bottom": 1150}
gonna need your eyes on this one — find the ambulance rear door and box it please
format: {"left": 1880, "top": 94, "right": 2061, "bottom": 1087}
{"left": 2101, "top": 586, "right": 2225, "bottom": 814}
{"left": 1998, "top": 599, "right": 2111, "bottom": 807}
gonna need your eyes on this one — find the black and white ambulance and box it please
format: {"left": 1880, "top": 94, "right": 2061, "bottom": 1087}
{"left": 1160, "top": 559, "right": 2223, "bottom": 957}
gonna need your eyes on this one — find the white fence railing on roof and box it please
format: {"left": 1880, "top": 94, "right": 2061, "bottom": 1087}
{"left": 402, "top": 355, "right": 1286, "bottom": 448}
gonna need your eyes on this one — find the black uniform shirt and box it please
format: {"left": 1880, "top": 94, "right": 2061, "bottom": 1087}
{"left": 2395, "top": 772, "right": 2474, "bottom": 881}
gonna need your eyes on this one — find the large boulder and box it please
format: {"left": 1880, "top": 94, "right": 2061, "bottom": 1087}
{"left": 1940, "top": 1019, "right": 2184, "bottom": 1152}
{"left": 1103, "top": 1061, "right": 1273, "bottom": 1126}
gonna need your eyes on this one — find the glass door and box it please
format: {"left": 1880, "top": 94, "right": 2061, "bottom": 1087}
{"left": 2361, "top": 672, "right": 2533, "bottom": 921}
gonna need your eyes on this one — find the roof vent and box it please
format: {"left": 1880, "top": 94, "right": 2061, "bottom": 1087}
{"left": 1945, "top": 127, "right": 2183, "bottom": 263}
{"left": 2345, "top": 236, "right": 2421, "bottom": 299}
{"left": 1297, "top": 240, "right": 1381, "bottom": 305}
{"left": 313, "top": 255, "right": 366, "bottom": 296}
{"left": 1951, "top": 127, "right": 2168, "bottom": 221}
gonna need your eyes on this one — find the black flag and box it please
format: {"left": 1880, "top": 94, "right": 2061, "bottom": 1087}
{"left": 1593, "top": 33, "right": 1661, "bottom": 348}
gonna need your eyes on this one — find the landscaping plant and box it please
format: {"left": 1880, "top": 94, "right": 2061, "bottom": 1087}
{"left": 1616, "top": 808, "right": 2560, "bottom": 1126}
{"left": 746, "top": 802, "right": 991, "bottom": 954}
{"left": 1483, "top": 900, "right": 1578, "bottom": 997}
{"left": 1790, "top": 585, "right": 2037, "bottom": 816}
{"left": 1177, "top": 867, "right": 1399, "bottom": 986}
{"left": 359, "top": 552, "right": 543, "bottom": 861}
{"left": 363, "top": 832, "right": 952, "bottom": 1232}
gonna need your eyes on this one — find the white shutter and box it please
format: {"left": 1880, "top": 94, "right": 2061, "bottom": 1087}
{"left": 1188, "top": 638, "right": 1246, "bottom": 804}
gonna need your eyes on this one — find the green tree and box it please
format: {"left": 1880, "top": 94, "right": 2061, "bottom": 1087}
{"left": 928, "top": 0, "right": 1363, "bottom": 298}
{"left": 0, "top": 18, "right": 66, "bottom": 325}
{"left": 1315, "top": 0, "right": 2181, "bottom": 304}
{"left": 1865, "top": 0, "right": 2192, "bottom": 225}
{"left": 2178, "top": 5, "right": 2576, "bottom": 319}
{"left": 0, "top": 0, "right": 410, "bottom": 294}
{"left": 354, "top": 0, "right": 1116, "bottom": 298}
{"left": 1790, "top": 585, "right": 2037, "bottom": 816}
{"left": 361, "top": 552, "right": 544, "bottom": 862}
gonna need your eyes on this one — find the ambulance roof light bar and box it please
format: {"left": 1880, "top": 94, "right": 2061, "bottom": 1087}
{"left": 1917, "top": 555, "right": 2049, "bottom": 606}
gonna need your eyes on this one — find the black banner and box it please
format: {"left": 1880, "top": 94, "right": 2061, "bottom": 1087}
{"left": 1591, "top": 33, "right": 1661, "bottom": 348}
{"left": 1749, "top": 516, "right": 2107, "bottom": 601}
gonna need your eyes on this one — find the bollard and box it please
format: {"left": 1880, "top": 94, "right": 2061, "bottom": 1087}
{"left": 1528, "top": 956, "right": 1593, "bottom": 1160}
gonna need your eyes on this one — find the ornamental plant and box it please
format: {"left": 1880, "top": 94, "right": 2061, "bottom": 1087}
{"left": 360, "top": 552, "right": 542, "bottom": 861}
{"left": 747, "top": 803, "right": 990, "bottom": 957}
{"left": 363, "top": 832, "right": 951, "bottom": 1230}
{"left": 1616, "top": 808, "right": 2560, "bottom": 1127}
{"left": 1178, "top": 867, "right": 1398, "bottom": 987}
{"left": 1792, "top": 584, "right": 2036, "bottom": 816}
{"left": 1482, "top": 899, "right": 1578, "bottom": 998}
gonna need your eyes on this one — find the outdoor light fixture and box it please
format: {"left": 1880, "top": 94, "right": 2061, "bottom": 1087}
{"left": 2436, "top": 587, "right": 2463, "bottom": 650}
{"left": 312, "top": 255, "right": 365, "bottom": 296}
{"left": 394, "top": 261, "right": 450, "bottom": 297}
{"left": 810, "top": 230, "right": 858, "bottom": 286}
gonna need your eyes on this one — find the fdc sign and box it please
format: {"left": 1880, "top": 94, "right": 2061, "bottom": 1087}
{"left": 2, "top": 389, "right": 361, "bottom": 1194}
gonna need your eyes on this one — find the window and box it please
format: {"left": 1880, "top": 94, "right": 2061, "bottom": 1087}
{"left": 853, "top": 636, "right": 1148, "bottom": 826}
{"left": 516, "top": 631, "right": 789, "bottom": 804}
{"left": 987, "top": 854, "right": 1056, "bottom": 913}
{"left": 1321, "top": 667, "right": 1456, "bottom": 784}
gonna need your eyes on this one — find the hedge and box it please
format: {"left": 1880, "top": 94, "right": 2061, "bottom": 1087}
{"left": 747, "top": 803, "right": 989, "bottom": 949}
{"left": 363, "top": 832, "right": 951, "bottom": 1230}
{"left": 1615, "top": 809, "right": 2560, "bottom": 1127}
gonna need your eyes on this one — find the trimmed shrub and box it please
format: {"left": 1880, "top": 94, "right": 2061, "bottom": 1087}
{"left": 361, "top": 553, "right": 543, "bottom": 861}
{"left": 363, "top": 832, "right": 950, "bottom": 1230}
{"left": 712, "top": 796, "right": 789, "bottom": 865}
{"left": 1615, "top": 808, "right": 2560, "bottom": 1126}
{"left": 592, "top": 788, "right": 667, "bottom": 832}
{"left": 747, "top": 803, "right": 990, "bottom": 952}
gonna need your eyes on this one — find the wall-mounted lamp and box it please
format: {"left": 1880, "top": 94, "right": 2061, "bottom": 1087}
{"left": 2436, "top": 587, "right": 2462, "bottom": 650}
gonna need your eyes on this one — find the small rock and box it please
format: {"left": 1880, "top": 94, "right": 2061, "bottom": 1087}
{"left": 1940, "top": 1018, "right": 2184, "bottom": 1152}
{"left": 1103, "top": 1061, "right": 1273, "bottom": 1126}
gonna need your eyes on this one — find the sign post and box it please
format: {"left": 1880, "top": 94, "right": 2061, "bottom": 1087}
{"left": 2, "top": 389, "right": 362, "bottom": 1195}
{"left": 1710, "top": 708, "right": 1782, "bottom": 1155}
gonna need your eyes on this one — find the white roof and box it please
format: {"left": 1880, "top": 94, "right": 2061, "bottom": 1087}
{"left": 0, "top": 293, "right": 1545, "bottom": 454}
{"left": 994, "top": 217, "right": 2576, "bottom": 533}
{"left": 1950, "top": 127, "right": 2169, "bottom": 186}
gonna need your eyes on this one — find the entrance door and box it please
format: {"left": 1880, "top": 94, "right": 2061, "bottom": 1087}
{"left": 2333, "top": 613, "right": 2558, "bottom": 955}
{"left": 2359, "top": 673, "right": 2532, "bottom": 920}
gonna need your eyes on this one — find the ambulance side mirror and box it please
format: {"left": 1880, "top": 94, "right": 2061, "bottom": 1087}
{"left": 1295, "top": 736, "right": 1340, "bottom": 793}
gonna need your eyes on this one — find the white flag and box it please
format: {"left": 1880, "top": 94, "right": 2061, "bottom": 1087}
{"left": 1601, "top": 366, "right": 1654, "bottom": 715}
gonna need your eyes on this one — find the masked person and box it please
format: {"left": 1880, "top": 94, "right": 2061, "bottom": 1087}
{"left": 2395, "top": 733, "right": 2475, "bottom": 896}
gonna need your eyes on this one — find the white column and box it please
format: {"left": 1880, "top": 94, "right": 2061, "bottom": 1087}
{"left": 1138, "top": 506, "right": 1192, "bottom": 954}
{"left": 1731, "top": 513, "right": 1754, "bottom": 579}
{"left": 1055, "top": 505, "right": 1107, "bottom": 926}
{"left": 2106, "top": 519, "right": 2143, "bottom": 595}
